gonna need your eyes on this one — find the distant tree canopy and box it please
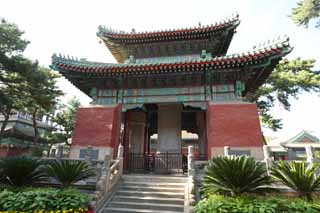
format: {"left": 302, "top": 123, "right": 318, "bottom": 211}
{"left": 291, "top": 0, "right": 320, "bottom": 28}
{"left": 45, "top": 97, "right": 81, "bottom": 146}
{"left": 251, "top": 58, "right": 320, "bottom": 131}
{"left": 0, "top": 18, "right": 62, "bottom": 143}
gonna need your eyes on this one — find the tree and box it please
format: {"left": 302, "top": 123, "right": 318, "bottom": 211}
{"left": 1, "top": 18, "right": 63, "bottom": 146}
{"left": 0, "top": 72, "right": 25, "bottom": 142}
{"left": 291, "top": 0, "right": 320, "bottom": 28}
{"left": 0, "top": 18, "right": 31, "bottom": 142}
{"left": 250, "top": 58, "right": 320, "bottom": 131}
{"left": 45, "top": 97, "right": 80, "bottom": 146}
{"left": 22, "top": 65, "right": 63, "bottom": 144}
{"left": 0, "top": 18, "right": 30, "bottom": 85}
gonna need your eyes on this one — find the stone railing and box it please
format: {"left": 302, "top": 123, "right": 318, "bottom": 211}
{"left": 185, "top": 146, "right": 196, "bottom": 213}
{"left": 91, "top": 144, "right": 124, "bottom": 211}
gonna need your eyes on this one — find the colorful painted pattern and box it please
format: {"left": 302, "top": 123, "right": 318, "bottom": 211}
{"left": 95, "top": 84, "right": 238, "bottom": 105}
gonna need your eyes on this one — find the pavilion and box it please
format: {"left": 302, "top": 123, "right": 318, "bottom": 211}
{"left": 51, "top": 14, "right": 292, "bottom": 172}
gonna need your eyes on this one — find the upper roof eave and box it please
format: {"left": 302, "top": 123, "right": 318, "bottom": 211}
{"left": 97, "top": 14, "right": 240, "bottom": 43}
{"left": 97, "top": 15, "right": 240, "bottom": 62}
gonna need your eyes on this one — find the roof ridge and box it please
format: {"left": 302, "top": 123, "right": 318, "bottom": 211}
{"left": 97, "top": 13, "right": 239, "bottom": 37}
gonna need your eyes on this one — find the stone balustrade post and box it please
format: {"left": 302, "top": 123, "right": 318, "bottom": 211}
{"left": 187, "top": 146, "right": 196, "bottom": 209}
{"left": 104, "top": 155, "right": 112, "bottom": 190}
{"left": 92, "top": 154, "right": 111, "bottom": 208}
{"left": 117, "top": 144, "right": 124, "bottom": 159}
{"left": 224, "top": 146, "right": 230, "bottom": 156}
{"left": 305, "top": 145, "right": 315, "bottom": 167}
{"left": 263, "top": 145, "right": 273, "bottom": 174}
{"left": 117, "top": 144, "right": 124, "bottom": 175}
{"left": 188, "top": 146, "right": 195, "bottom": 176}
{"left": 56, "top": 145, "right": 63, "bottom": 159}
{"left": 188, "top": 175, "right": 195, "bottom": 206}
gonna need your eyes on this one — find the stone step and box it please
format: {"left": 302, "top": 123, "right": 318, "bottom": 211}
{"left": 108, "top": 201, "right": 184, "bottom": 212}
{"left": 119, "top": 185, "right": 185, "bottom": 193}
{"left": 123, "top": 175, "right": 187, "bottom": 183}
{"left": 123, "top": 181, "right": 185, "bottom": 188}
{"left": 112, "top": 195, "right": 184, "bottom": 205}
{"left": 103, "top": 207, "right": 182, "bottom": 213}
{"left": 116, "top": 190, "right": 185, "bottom": 199}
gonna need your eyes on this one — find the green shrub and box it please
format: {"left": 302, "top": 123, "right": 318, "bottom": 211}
{"left": 271, "top": 161, "right": 320, "bottom": 201}
{"left": 0, "top": 156, "right": 46, "bottom": 187}
{"left": 202, "top": 156, "right": 273, "bottom": 196}
{"left": 44, "top": 160, "right": 95, "bottom": 187}
{"left": 195, "top": 195, "right": 319, "bottom": 213}
{"left": 0, "top": 188, "right": 90, "bottom": 211}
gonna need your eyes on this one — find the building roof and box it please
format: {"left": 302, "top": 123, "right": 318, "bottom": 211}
{"left": 51, "top": 36, "right": 292, "bottom": 97}
{"left": 285, "top": 130, "right": 319, "bottom": 144}
{"left": 2, "top": 125, "right": 49, "bottom": 146}
{"left": 282, "top": 130, "right": 320, "bottom": 148}
{"left": 268, "top": 130, "right": 320, "bottom": 151}
{"left": 97, "top": 14, "right": 240, "bottom": 63}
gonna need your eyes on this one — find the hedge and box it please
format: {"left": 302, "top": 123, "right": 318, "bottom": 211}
{"left": 195, "top": 195, "right": 320, "bottom": 213}
{"left": 0, "top": 188, "right": 90, "bottom": 212}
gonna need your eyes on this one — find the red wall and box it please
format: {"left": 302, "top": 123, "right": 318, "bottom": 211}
{"left": 206, "top": 103, "right": 264, "bottom": 156}
{"left": 72, "top": 105, "right": 122, "bottom": 154}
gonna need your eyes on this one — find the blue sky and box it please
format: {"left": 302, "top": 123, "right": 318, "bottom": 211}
{"left": 1, "top": 0, "right": 319, "bottom": 139}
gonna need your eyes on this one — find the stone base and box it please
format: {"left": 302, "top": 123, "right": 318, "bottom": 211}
{"left": 69, "top": 145, "right": 113, "bottom": 161}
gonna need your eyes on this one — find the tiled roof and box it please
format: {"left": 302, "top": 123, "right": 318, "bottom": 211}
{"left": 97, "top": 14, "right": 240, "bottom": 44}
{"left": 97, "top": 14, "right": 240, "bottom": 62}
{"left": 51, "top": 36, "right": 292, "bottom": 76}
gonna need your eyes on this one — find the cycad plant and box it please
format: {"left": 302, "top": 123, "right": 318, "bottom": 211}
{"left": 0, "top": 157, "right": 46, "bottom": 187}
{"left": 44, "top": 160, "right": 95, "bottom": 187}
{"left": 270, "top": 161, "right": 320, "bottom": 201}
{"left": 202, "top": 156, "right": 273, "bottom": 197}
